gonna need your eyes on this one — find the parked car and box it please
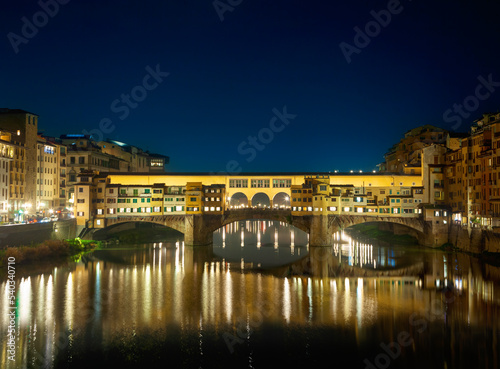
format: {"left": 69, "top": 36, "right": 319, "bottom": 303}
{"left": 41, "top": 217, "right": 51, "bottom": 223}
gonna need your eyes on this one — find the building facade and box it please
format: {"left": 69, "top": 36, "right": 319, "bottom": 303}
{"left": 0, "top": 130, "right": 16, "bottom": 222}
{"left": 74, "top": 172, "right": 424, "bottom": 229}
{"left": 0, "top": 109, "right": 38, "bottom": 219}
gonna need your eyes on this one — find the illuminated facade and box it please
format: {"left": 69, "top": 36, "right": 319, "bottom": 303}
{"left": 0, "top": 109, "right": 38, "bottom": 219}
{"left": 381, "top": 125, "right": 449, "bottom": 174}
{"left": 74, "top": 172, "right": 424, "bottom": 228}
{"left": 444, "top": 112, "right": 500, "bottom": 228}
{"left": 36, "top": 136, "right": 66, "bottom": 215}
{"left": 0, "top": 130, "right": 16, "bottom": 222}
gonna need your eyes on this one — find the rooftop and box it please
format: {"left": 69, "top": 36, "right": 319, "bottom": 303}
{"left": 0, "top": 108, "right": 38, "bottom": 116}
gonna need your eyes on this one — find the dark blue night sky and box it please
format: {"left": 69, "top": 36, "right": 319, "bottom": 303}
{"left": 2, "top": 0, "right": 500, "bottom": 172}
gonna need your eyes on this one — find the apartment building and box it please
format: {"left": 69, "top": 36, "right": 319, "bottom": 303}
{"left": 443, "top": 112, "right": 500, "bottom": 228}
{"left": 381, "top": 125, "right": 449, "bottom": 174}
{"left": 0, "top": 130, "right": 16, "bottom": 222}
{"left": 60, "top": 134, "right": 127, "bottom": 206}
{"left": 97, "top": 139, "right": 169, "bottom": 172}
{"left": 36, "top": 136, "right": 63, "bottom": 214}
{"left": 290, "top": 175, "right": 423, "bottom": 217}
{"left": 0, "top": 109, "right": 38, "bottom": 217}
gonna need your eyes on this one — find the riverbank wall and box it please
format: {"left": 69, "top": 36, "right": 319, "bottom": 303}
{"left": 0, "top": 219, "right": 77, "bottom": 248}
{"left": 448, "top": 224, "right": 500, "bottom": 254}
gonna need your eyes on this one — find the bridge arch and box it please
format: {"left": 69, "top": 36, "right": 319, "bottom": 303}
{"left": 329, "top": 215, "right": 427, "bottom": 244}
{"left": 251, "top": 193, "right": 271, "bottom": 208}
{"left": 272, "top": 192, "right": 290, "bottom": 209}
{"left": 228, "top": 192, "right": 249, "bottom": 208}
{"left": 215, "top": 209, "right": 309, "bottom": 234}
{"left": 98, "top": 216, "right": 187, "bottom": 235}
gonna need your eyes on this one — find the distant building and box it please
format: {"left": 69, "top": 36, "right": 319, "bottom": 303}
{"left": 36, "top": 135, "right": 68, "bottom": 215}
{"left": 97, "top": 139, "right": 169, "bottom": 172}
{"left": 381, "top": 125, "right": 449, "bottom": 174}
{"left": 97, "top": 140, "right": 151, "bottom": 172}
{"left": 59, "top": 134, "right": 127, "bottom": 206}
{"left": 0, "top": 130, "right": 17, "bottom": 222}
{"left": 0, "top": 109, "right": 39, "bottom": 217}
{"left": 421, "top": 145, "right": 447, "bottom": 206}
{"left": 444, "top": 112, "right": 500, "bottom": 228}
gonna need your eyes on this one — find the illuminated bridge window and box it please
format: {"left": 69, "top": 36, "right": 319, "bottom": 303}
{"left": 272, "top": 179, "right": 291, "bottom": 188}
{"left": 229, "top": 179, "right": 248, "bottom": 188}
{"left": 251, "top": 179, "right": 269, "bottom": 188}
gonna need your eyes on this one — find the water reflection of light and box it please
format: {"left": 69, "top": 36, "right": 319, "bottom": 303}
{"left": 144, "top": 264, "right": 151, "bottom": 322}
{"left": 225, "top": 265, "right": 232, "bottom": 323}
{"left": 65, "top": 272, "right": 73, "bottom": 329}
{"left": 95, "top": 263, "right": 101, "bottom": 323}
{"left": 46, "top": 275, "right": 53, "bottom": 325}
{"left": 2, "top": 283, "right": 9, "bottom": 330}
{"left": 307, "top": 278, "right": 313, "bottom": 322}
{"left": 344, "top": 278, "right": 352, "bottom": 323}
{"left": 241, "top": 227, "right": 244, "bottom": 247}
{"left": 357, "top": 278, "right": 363, "bottom": 328}
{"left": 19, "top": 277, "right": 32, "bottom": 327}
{"left": 283, "top": 278, "right": 291, "bottom": 323}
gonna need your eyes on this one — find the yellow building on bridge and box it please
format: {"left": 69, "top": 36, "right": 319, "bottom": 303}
{"left": 74, "top": 171, "right": 425, "bottom": 229}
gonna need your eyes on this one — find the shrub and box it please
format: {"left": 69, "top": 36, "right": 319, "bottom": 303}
{"left": 4, "top": 247, "right": 24, "bottom": 264}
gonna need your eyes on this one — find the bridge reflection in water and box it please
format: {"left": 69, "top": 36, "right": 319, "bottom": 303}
{"left": 1, "top": 221, "right": 499, "bottom": 368}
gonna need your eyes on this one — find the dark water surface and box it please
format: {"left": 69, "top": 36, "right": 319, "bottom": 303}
{"left": 1, "top": 220, "right": 499, "bottom": 368}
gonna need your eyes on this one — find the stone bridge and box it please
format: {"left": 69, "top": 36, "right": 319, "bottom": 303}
{"left": 100, "top": 209, "right": 444, "bottom": 247}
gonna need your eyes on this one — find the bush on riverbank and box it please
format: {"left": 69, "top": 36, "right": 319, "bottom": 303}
{"left": 0, "top": 238, "right": 99, "bottom": 266}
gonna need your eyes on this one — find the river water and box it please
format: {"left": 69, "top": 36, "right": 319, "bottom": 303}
{"left": 1, "top": 220, "right": 499, "bottom": 369}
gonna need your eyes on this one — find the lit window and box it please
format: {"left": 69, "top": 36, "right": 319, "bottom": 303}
{"left": 344, "top": 207, "right": 350, "bottom": 212}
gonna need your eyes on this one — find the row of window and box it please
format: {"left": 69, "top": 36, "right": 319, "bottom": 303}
{"left": 229, "top": 179, "right": 292, "bottom": 188}
{"left": 37, "top": 190, "right": 56, "bottom": 197}
{"left": 37, "top": 155, "right": 56, "bottom": 162}
{"left": 292, "top": 206, "right": 423, "bottom": 214}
